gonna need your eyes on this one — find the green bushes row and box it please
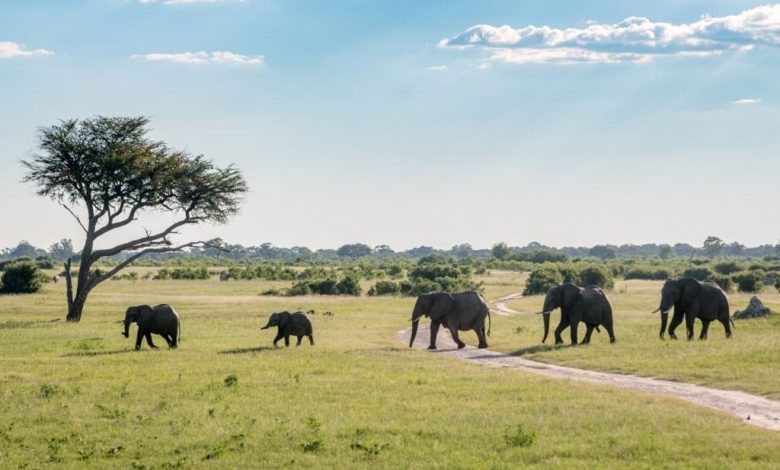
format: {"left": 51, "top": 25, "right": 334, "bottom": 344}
{"left": 219, "top": 264, "right": 297, "bottom": 281}
{"left": 154, "top": 266, "right": 210, "bottom": 280}
{"left": 262, "top": 274, "right": 363, "bottom": 296}
{"left": 523, "top": 264, "right": 615, "bottom": 295}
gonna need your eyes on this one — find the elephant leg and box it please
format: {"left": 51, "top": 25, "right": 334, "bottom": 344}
{"left": 581, "top": 324, "right": 596, "bottom": 344}
{"left": 273, "top": 334, "right": 283, "bottom": 348}
{"left": 284, "top": 335, "right": 290, "bottom": 347}
{"left": 605, "top": 323, "right": 616, "bottom": 343}
{"left": 720, "top": 318, "right": 732, "bottom": 338}
{"left": 699, "top": 319, "right": 711, "bottom": 340}
{"left": 161, "top": 334, "right": 173, "bottom": 347}
{"left": 668, "top": 311, "right": 684, "bottom": 340}
{"left": 170, "top": 332, "right": 178, "bottom": 349}
{"left": 684, "top": 312, "right": 695, "bottom": 341}
{"left": 449, "top": 328, "right": 466, "bottom": 349}
{"left": 475, "top": 327, "right": 488, "bottom": 349}
{"left": 135, "top": 329, "right": 144, "bottom": 350}
{"left": 570, "top": 320, "right": 580, "bottom": 345}
{"left": 428, "top": 320, "right": 441, "bottom": 350}
{"left": 554, "top": 316, "right": 570, "bottom": 345}
{"left": 296, "top": 336, "right": 302, "bottom": 346}
{"left": 145, "top": 332, "right": 158, "bottom": 349}
{"left": 308, "top": 334, "right": 315, "bottom": 346}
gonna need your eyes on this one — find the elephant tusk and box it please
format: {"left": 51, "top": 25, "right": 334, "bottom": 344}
{"left": 535, "top": 311, "right": 551, "bottom": 315}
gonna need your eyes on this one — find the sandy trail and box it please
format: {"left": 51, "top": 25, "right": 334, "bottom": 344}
{"left": 398, "top": 295, "right": 780, "bottom": 432}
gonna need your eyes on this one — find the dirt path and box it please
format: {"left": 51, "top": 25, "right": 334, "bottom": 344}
{"left": 398, "top": 295, "right": 780, "bottom": 432}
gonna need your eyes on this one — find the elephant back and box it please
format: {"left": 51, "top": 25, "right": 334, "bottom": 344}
{"left": 289, "top": 312, "right": 313, "bottom": 334}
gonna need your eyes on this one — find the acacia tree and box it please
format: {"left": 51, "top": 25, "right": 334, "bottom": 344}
{"left": 23, "top": 116, "right": 247, "bottom": 321}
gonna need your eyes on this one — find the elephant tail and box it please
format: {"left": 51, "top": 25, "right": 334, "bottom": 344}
{"left": 595, "top": 326, "right": 601, "bottom": 333}
{"left": 730, "top": 317, "right": 735, "bottom": 329}
{"left": 178, "top": 321, "right": 182, "bottom": 343}
{"left": 486, "top": 306, "right": 491, "bottom": 337}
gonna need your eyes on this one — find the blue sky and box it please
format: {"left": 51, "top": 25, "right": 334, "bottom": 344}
{"left": 1, "top": 0, "right": 778, "bottom": 250}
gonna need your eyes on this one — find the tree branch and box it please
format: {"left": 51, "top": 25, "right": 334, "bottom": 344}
{"left": 60, "top": 203, "right": 88, "bottom": 233}
{"left": 89, "top": 211, "right": 198, "bottom": 262}
{"left": 94, "top": 201, "right": 145, "bottom": 238}
{"left": 90, "top": 240, "right": 219, "bottom": 285}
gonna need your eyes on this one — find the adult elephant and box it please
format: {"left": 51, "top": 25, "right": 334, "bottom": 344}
{"left": 540, "top": 283, "right": 616, "bottom": 345}
{"left": 409, "top": 291, "right": 490, "bottom": 350}
{"left": 655, "top": 278, "right": 732, "bottom": 340}
{"left": 122, "top": 304, "right": 180, "bottom": 350}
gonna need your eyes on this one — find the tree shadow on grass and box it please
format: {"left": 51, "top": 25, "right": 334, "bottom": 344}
{"left": 219, "top": 346, "right": 274, "bottom": 355}
{"left": 62, "top": 349, "right": 135, "bottom": 357}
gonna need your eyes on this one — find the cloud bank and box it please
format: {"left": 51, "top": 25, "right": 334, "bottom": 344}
{"left": 0, "top": 41, "right": 54, "bottom": 59}
{"left": 132, "top": 51, "right": 264, "bottom": 65}
{"left": 732, "top": 98, "right": 762, "bottom": 105}
{"left": 439, "top": 4, "right": 780, "bottom": 64}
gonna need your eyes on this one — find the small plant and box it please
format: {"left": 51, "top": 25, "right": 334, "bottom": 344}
{"left": 224, "top": 374, "right": 238, "bottom": 387}
{"left": 39, "top": 383, "right": 63, "bottom": 399}
{"left": 503, "top": 424, "right": 536, "bottom": 448}
{"left": 302, "top": 439, "right": 323, "bottom": 453}
{"left": 513, "top": 326, "right": 526, "bottom": 335}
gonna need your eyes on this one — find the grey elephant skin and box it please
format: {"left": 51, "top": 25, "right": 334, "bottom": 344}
{"left": 122, "top": 304, "right": 180, "bottom": 351}
{"left": 261, "top": 311, "right": 314, "bottom": 347}
{"left": 541, "top": 283, "right": 616, "bottom": 345}
{"left": 656, "top": 277, "right": 732, "bottom": 340}
{"left": 409, "top": 291, "right": 491, "bottom": 350}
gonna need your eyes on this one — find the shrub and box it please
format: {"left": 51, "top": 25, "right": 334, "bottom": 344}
{"left": 682, "top": 267, "right": 713, "bottom": 281}
{"left": 776, "top": 278, "right": 780, "bottom": 293}
{"left": 709, "top": 274, "right": 734, "bottom": 292}
{"left": 578, "top": 265, "right": 614, "bottom": 289}
{"left": 399, "top": 279, "right": 443, "bottom": 296}
{"left": 713, "top": 261, "right": 741, "bottom": 275}
{"left": 368, "top": 280, "right": 400, "bottom": 296}
{"left": 336, "top": 276, "right": 362, "bottom": 296}
{"left": 1, "top": 261, "right": 44, "bottom": 294}
{"left": 731, "top": 271, "right": 764, "bottom": 293}
{"left": 523, "top": 267, "right": 563, "bottom": 296}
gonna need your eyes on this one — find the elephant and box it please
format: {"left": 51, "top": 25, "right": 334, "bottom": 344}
{"left": 540, "top": 283, "right": 616, "bottom": 345}
{"left": 122, "top": 304, "right": 180, "bottom": 350}
{"left": 655, "top": 277, "right": 732, "bottom": 340}
{"left": 261, "top": 311, "right": 314, "bottom": 347}
{"left": 409, "top": 291, "right": 491, "bottom": 350}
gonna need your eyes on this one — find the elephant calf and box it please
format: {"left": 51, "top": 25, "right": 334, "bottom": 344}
{"left": 122, "top": 304, "right": 181, "bottom": 351}
{"left": 261, "top": 311, "right": 314, "bottom": 348}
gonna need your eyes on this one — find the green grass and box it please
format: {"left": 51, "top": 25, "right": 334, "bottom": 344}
{"left": 496, "top": 279, "right": 780, "bottom": 399}
{"left": 1, "top": 272, "right": 779, "bottom": 468}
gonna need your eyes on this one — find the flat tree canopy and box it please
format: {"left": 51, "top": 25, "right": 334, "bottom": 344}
{"left": 23, "top": 116, "right": 248, "bottom": 321}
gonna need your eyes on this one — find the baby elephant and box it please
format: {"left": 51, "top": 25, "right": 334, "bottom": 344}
{"left": 261, "top": 311, "right": 314, "bottom": 348}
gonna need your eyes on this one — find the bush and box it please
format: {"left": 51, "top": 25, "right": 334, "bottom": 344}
{"left": 368, "top": 280, "right": 400, "bottom": 296}
{"left": 578, "top": 265, "right": 614, "bottom": 289}
{"left": 399, "top": 279, "right": 442, "bottom": 296}
{"left": 682, "top": 267, "right": 713, "bottom": 281}
{"left": 523, "top": 267, "right": 563, "bottom": 296}
{"left": 709, "top": 274, "right": 734, "bottom": 292}
{"left": 336, "top": 276, "right": 362, "bottom": 296}
{"left": 776, "top": 278, "right": 780, "bottom": 293}
{"left": 713, "top": 261, "right": 741, "bottom": 275}
{"left": 732, "top": 271, "right": 764, "bottom": 293}
{"left": 624, "top": 267, "right": 673, "bottom": 280}
{"left": 1, "top": 261, "right": 44, "bottom": 294}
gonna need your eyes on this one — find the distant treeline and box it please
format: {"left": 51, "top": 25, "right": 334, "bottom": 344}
{"left": 2, "top": 237, "right": 779, "bottom": 263}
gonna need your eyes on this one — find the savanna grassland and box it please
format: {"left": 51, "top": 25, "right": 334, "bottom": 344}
{"left": 1, "top": 270, "right": 779, "bottom": 469}
{"left": 499, "top": 279, "right": 780, "bottom": 399}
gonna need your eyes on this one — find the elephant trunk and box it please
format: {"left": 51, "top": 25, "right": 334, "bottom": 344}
{"left": 409, "top": 318, "right": 421, "bottom": 348}
{"left": 122, "top": 320, "right": 130, "bottom": 338}
{"left": 659, "top": 312, "right": 669, "bottom": 340}
{"left": 542, "top": 313, "right": 551, "bottom": 343}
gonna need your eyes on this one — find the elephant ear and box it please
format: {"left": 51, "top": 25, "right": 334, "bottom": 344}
{"left": 680, "top": 278, "right": 701, "bottom": 304}
{"left": 562, "top": 284, "right": 581, "bottom": 309}
{"left": 137, "top": 305, "right": 156, "bottom": 327}
{"left": 429, "top": 293, "right": 454, "bottom": 321}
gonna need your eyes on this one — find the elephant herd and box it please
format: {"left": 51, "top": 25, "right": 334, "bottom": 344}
{"left": 121, "top": 277, "right": 734, "bottom": 352}
{"left": 407, "top": 277, "right": 734, "bottom": 349}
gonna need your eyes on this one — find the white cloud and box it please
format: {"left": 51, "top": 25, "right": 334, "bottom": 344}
{"left": 132, "top": 51, "right": 264, "bottom": 65}
{"left": 427, "top": 65, "right": 448, "bottom": 71}
{"left": 439, "top": 4, "right": 780, "bottom": 64}
{"left": 732, "top": 98, "right": 762, "bottom": 105}
{"left": 140, "top": 0, "right": 245, "bottom": 4}
{"left": 0, "top": 41, "right": 54, "bottom": 59}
